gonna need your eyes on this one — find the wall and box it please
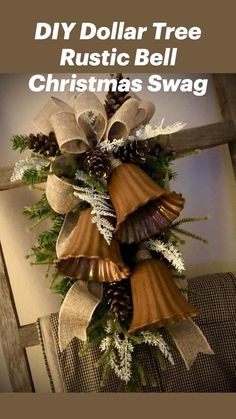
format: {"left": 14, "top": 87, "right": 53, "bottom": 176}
{"left": 0, "top": 74, "right": 236, "bottom": 392}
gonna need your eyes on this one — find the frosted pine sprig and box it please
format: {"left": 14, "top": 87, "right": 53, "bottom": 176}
{"left": 145, "top": 238, "right": 185, "bottom": 272}
{"left": 99, "top": 137, "right": 127, "bottom": 153}
{"left": 140, "top": 331, "right": 174, "bottom": 365}
{"left": 99, "top": 320, "right": 174, "bottom": 384}
{"left": 11, "top": 156, "right": 50, "bottom": 182}
{"left": 129, "top": 120, "right": 187, "bottom": 142}
{"left": 99, "top": 120, "right": 186, "bottom": 153}
{"left": 73, "top": 185, "right": 115, "bottom": 244}
{"left": 100, "top": 321, "right": 134, "bottom": 384}
{"left": 75, "top": 169, "right": 107, "bottom": 192}
{"left": 112, "top": 334, "right": 134, "bottom": 383}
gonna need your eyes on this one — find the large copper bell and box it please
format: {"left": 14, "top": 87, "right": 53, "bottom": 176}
{"left": 55, "top": 208, "right": 130, "bottom": 282}
{"left": 108, "top": 163, "right": 185, "bottom": 243}
{"left": 129, "top": 259, "right": 198, "bottom": 334}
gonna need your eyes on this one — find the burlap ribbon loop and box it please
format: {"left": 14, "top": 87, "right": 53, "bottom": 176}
{"left": 46, "top": 174, "right": 80, "bottom": 215}
{"left": 105, "top": 98, "right": 155, "bottom": 141}
{"left": 50, "top": 111, "right": 90, "bottom": 154}
{"left": 74, "top": 92, "right": 108, "bottom": 142}
{"left": 58, "top": 280, "right": 103, "bottom": 351}
{"left": 33, "top": 96, "right": 74, "bottom": 136}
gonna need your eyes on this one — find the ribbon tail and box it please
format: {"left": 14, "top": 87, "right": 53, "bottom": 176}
{"left": 58, "top": 280, "right": 103, "bottom": 352}
{"left": 168, "top": 318, "right": 214, "bottom": 370}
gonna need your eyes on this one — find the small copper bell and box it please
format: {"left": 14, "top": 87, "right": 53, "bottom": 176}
{"left": 108, "top": 163, "right": 185, "bottom": 243}
{"left": 129, "top": 258, "right": 198, "bottom": 334}
{"left": 55, "top": 208, "right": 130, "bottom": 282}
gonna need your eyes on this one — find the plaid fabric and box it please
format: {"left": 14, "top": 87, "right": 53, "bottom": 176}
{"left": 38, "top": 272, "right": 236, "bottom": 392}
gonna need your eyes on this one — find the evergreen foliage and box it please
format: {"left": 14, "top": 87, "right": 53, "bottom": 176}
{"left": 23, "top": 194, "right": 55, "bottom": 221}
{"left": 11, "top": 134, "right": 28, "bottom": 152}
{"left": 22, "top": 166, "right": 49, "bottom": 185}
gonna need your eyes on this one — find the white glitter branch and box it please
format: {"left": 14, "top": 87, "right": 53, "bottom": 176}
{"left": 100, "top": 321, "right": 134, "bottom": 384}
{"left": 11, "top": 156, "right": 49, "bottom": 182}
{"left": 140, "top": 331, "right": 174, "bottom": 365}
{"left": 145, "top": 239, "right": 185, "bottom": 272}
{"left": 99, "top": 137, "right": 127, "bottom": 153}
{"left": 73, "top": 185, "right": 115, "bottom": 244}
{"left": 100, "top": 321, "right": 174, "bottom": 384}
{"left": 129, "top": 120, "right": 187, "bottom": 141}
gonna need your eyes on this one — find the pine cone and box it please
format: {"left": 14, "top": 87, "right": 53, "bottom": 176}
{"left": 115, "top": 140, "right": 150, "bottom": 164}
{"left": 104, "top": 73, "right": 131, "bottom": 118}
{"left": 27, "top": 132, "right": 61, "bottom": 157}
{"left": 83, "top": 148, "right": 111, "bottom": 179}
{"left": 105, "top": 280, "right": 132, "bottom": 323}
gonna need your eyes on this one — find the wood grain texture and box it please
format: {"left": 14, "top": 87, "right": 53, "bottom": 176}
{"left": 158, "top": 120, "right": 236, "bottom": 154}
{"left": 0, "top": 244, "right": 34, "bottom": 392}
{"left": 19, "top": 323, "right": 40, "bottom": 348}
{"left": 213, "top": 75, "right": 236, "bottom": 178}
{"left": 1, "top": 120, "right": 236, "bottom": 193}
{"left": 0, "top": 166, "right": 24, "bottom": 191}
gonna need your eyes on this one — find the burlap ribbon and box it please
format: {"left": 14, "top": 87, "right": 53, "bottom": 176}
{"left": 58, "top": 280, "right": 103, "bottom": 351}
{"left": 33, "top": 93, "right": 154, "bottom": 350}
{"left": 34, "top": 93, "right": 155, "bottom": 154}
{"left": 168, "top": 319, "right": 214, "bottom": 369}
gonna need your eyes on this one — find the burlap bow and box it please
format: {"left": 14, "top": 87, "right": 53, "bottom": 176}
{"left": 33, "top": 92, "right": 155, "bottom": 349}
{"left": 34, "top": 92, "right": 155, "bottom": 154}
{"left": 34, "top": 93, "right": 155, "bottom": 215}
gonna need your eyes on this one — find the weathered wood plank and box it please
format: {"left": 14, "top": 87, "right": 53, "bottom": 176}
{"left": 19, "top": 323, "right": 39, "bottom": 348}
{"left": 213, "top": 74, "right": 236, "bottom": 179}
{"left": 0, "top": 243, "right": 35, "bottom": 392}
{"left": 1, "top": 120, "right": 235, "bottom": 192}
{"left": 0, "top": 166, "right": 24, "bottom": 191}
{"left": 158, "top": 120, "right": 236, "bottom": 154}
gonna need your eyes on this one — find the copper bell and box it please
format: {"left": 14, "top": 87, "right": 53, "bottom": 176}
{"left": 55, "top": 208, "right": 130, "bottom": 282}
{"left": 108, "top": 163, "right": 185, "bottom": 243}
{"left": 129, "top": 259, "right": 198, "bottom": 334}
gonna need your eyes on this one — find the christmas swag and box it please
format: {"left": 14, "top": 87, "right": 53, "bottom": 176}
{"left": 11, "top": 74, "right": 213, "bottom": 390}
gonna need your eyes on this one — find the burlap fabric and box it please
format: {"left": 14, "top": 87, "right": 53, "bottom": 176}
{"left": 37, "top": 272, "right": 236, "bottom": 392}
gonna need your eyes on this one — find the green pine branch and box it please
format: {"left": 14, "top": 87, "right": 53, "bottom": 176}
{"left": 75, "top": 169, "right": 107, "bottom": 192}
{"left": 150, "top": 346, "right": 167, "bottom": 371}
{"left": 11, "top": 134, "right": 28, "bottom": 152}
{"left": 51, "top": 277, "right": 76, "bottom": 297}
{"left": 169, "top": 230, "right": 186, "bottom": 245}
{"left": 172, "top": 226, "right": 208, "bottom": 243}
{"left": 172, "top": 215, "right": 209, "bottom": 228}
{"left": 23, "top": 193, "right": 55, "bottom": 221}
{"left": 27, "top": 215, "right": 65, "bottom": 264}
{"left": 22, "top": 167, "right": 49, "bottom": 185}
{"left": 143, "top": 154, "right": 176, "bottom": 188}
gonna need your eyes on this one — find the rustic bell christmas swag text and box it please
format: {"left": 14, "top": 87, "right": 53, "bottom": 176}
{"left": 11, "top": 74, "right": 213, "bottom": 391}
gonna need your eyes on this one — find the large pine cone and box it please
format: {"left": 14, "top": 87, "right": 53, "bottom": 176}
{"left": 83, "top": 148, "right": 111, "bottom": 179}
{"left": 115, "top": 140, "right": 150, "bottom": 164}
{"left": 105, "top": 279, "right": 132, "bottom": 323}
{"left": 27, "top": 132, "right": 61, "bottom": 157}
{"left": 104, "top": 73, "right": 130, "bottom": 119}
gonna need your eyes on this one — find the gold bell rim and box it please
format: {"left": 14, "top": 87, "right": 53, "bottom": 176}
{"left": 54, "top": 255, "right": 130, "bottom": 282}
{"left": 114, "top": 194, "right": 167, "bottom": 233}
{"left": 128, "top": 309, "right": 199, "bottom": 334}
